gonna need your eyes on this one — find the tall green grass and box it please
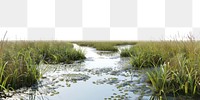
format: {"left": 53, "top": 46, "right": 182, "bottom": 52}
{"left": 0, "top": 41, "right": 85, "bottom": 96}
{"left": 123, "top": 40, "right": 200, "bottom": 98}
{"left": 32, "top": 41, "right": 85, "bottom": 64}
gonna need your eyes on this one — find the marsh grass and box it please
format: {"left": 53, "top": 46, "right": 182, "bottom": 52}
{"left": 0, "top": 41, "right": 85, "bottom": 97}
{"left": 33, "top": 41, "right": 85, "bottom": 64}
{"left": 120, "top": 48, "right": 135, "bottom": 57}
{"left": 123, "top": 39, "right": 200, "bottom": 98}
{"left": 74, "top": 41, "right": 136, "bottom": 52}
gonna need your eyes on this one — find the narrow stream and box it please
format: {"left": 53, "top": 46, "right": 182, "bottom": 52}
{"left": 7, "top": 44, "right": 152, "bottom": 100}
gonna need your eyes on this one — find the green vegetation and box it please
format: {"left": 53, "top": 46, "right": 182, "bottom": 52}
{"left": 122, "top": 40, "right": 200, "bottom": 98}
{"left": 74, "top": 41, "right": 136, "bottom": 52}
{"left": 120, "top": 48, "right": 135, "bottom": 57}
{"left": 0, "top": 41, "right": 85, "bottom": 96}
{"left": 30, "top": 41, "right": 86, "bottom": 64}
{"left": 1, "top": 39, "right": 199, "bottom": 99}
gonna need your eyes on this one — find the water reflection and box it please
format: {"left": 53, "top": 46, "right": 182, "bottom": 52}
{"left": 6, "top": 44, "right": 153, "bottom": 100}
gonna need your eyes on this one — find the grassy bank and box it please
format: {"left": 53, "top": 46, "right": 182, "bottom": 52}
{"left": 122, "top": 40, "right": 200, "bottom": 98}
{"left": 74, "top": 41, "right": 136, "bottom": 52}
{"left": 0, "top": 41, "right": 85, "bottom": 96}
{"left": 31, "top": 41, "right": 85, "bottom": 64}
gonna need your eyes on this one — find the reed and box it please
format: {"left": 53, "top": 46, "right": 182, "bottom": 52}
{"left": 0, "top": 41, "right": 85, "bottom": 96}
{"left": 123, "top": 39, "right": 200, "bottom": 98}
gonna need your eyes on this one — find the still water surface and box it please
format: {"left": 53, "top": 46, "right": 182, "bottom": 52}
{"left": 8, "top": 44, "right": 151, "bottom": 100}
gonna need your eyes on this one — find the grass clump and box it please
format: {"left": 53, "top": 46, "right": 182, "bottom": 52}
{"left": 124, "top": 40, "right": 200, "bottom": 98}
{"left": 74, "top": 41, "right": 136, "bottom": 52}
{"left": 130, "top": 42, "right": 166, "bottom": 68}
{"left": 0, "top": 41, "right": 40, "bottom": 94}
{"left": 0, "top": 41, "right": 85, "bottom": 96}
{"left": 1, "top": 48, "right": 39, "bottom": 90}
{"left": 120, "top": 48, "right": 135, "bottom": 57}
{"left": 34, "top": 41, "right": 85, "bottom": 64}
